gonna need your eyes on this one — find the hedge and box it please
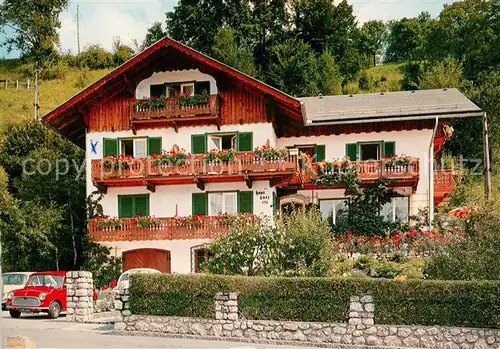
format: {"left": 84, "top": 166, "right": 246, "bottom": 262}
{"left": 129, "top": 274, "right": 500, "bottom": 328}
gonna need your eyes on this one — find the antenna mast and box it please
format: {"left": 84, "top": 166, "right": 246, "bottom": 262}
{"left": 77, "top": 4, "right": 81, "bottom": 55}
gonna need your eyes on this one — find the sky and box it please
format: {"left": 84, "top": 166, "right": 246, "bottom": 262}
{"left": 0, "top": 0, "right": 457, "bottom": 59}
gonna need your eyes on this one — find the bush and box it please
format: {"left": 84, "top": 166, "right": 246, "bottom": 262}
{"left": 129, "top": 274, "right": 500, "bottom": 328}
{"left": 79, "top": 45, "right": 114, "bottom": 69}
{"left": 425, "top": 203, "right": 500, "bottom": 281}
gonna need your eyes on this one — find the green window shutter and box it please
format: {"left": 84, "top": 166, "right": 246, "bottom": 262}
{"left": 192, "top": 193, "right": 207, "bottom": 215}
{"left": 148, "top": 137, "right": 162, "bottom": 156}
{"left": 150, "top": 84, "right": 165, "bottom": 98}
{"left": 314, "top": 144, "right": 326, "bottom": 162}
{"left": 383, "top": 141, "right": 396, "bottom": 157}
{"left": 103, "top": 138, "right": 118, "bottom": 157}
{"left": 118, "top": 196, "right": 134, "bottom": 218}
{"left": 272, "top": 192, "right": 278, "bottom": 217}
{"left": 238, "top": 191, "right": 253, "bottom": 214}
{"left": 191, "top": 134, "right": 207, "bottom": 154}
{"left": 345, "top": 143, "right": 358, "bottom": 161}
{"left": 134, "top": 195, "right": 149, "bottom": 216}
{"left": 237, "top": 132, "right": 253, "bottom": 151}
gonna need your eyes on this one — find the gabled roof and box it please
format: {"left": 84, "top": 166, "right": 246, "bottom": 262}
{"left": 43, "top": 37, "right": 301, "bottom": 147}
{"left": 299, "top": 88, "right": 482, "bottom": 125}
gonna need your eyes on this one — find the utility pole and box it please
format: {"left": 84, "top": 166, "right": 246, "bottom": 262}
{"left": 34, "top": 69, "right": 39, "bottom": 121}
{"left": 76, "top": 4, "right": 81, "bottom": 55}
{"left": 482, "top": 111, "right": 492, "bottom": 201}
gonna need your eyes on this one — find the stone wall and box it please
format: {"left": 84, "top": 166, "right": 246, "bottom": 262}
{"left": 115, "top": 290, "right": 500, "bottom": 348}
{"left": 65, "top": 271, "right": 94, "bottom": 322}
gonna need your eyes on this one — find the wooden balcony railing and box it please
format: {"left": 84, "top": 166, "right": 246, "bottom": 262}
{"left": 88, "top": 216, "right": 229, "bottom": 242}
{"left": 91, "top": 153, "right": 298, "bottom": 182}
{"left": 434, "top": 169, "right": 455, "bottom": 205}
{"left": 130, "top": 95, "right": 219, "bottom": 121}
{"left": 297, "top": 160, "right": 420, "bottom": 185}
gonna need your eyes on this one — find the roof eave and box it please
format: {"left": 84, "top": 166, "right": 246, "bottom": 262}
{"left": 305, "top": 110, "right": 483, "bottom": 126}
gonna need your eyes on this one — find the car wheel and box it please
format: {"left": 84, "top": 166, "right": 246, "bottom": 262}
{"left": 9, "top": 310, "right": 21, "bottom": 318}
{"left": 47, "top": 301, "right": 61, "bottom": 319}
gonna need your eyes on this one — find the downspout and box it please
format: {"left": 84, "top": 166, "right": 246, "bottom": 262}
{"left": 428, "top": 116, "right": 439, "bottom": 231}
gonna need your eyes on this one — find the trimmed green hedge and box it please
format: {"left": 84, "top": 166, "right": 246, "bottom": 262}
{"left": 129, "top": 274, "right": 500, "bottom": 328}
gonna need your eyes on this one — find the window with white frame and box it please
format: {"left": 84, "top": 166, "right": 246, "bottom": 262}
{"left": 380, "top": 197, "right": 410, "bottom": 222}
{"left": 208, "top": 133, "right": 237, "bottom": 151}
{"left": 319, "top": 199, "right": 348, "bottom": 224}
{"left": 208, "top": 192, "right": 238, "bottom": 216}
{"left": 119, "top": 138, "right": 147, "bottom": 157}
{"left": 181, "top": 83, "right": 194, "bottom": 96}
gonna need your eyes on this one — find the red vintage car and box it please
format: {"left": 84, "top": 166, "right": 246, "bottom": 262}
{"left": 6, "top": 271, "right": 67, "bottom": 319}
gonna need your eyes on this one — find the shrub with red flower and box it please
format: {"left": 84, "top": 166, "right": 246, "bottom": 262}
{"left": 382, "top": 154, "right": 419, "bottom": 168}
{"left": 203, "top": 148, "right": 236, "bottom": 162}
{"left": 254, "top": 145, "right": 288, "bottom": 160}
{"left": 334, "top": 229, "right": 462, "bottom": 256}
{"left": 102, "top": 155, "right": 132, "bottom": 170}
{"left": 135, "top": 96, "right": 166, "bottom": 110}
{"left": 174, "top": 214, "right": 204, "bottom": 227}
{"left": 95, "top": 216, "right": 122, "bottom": 228}
{"left": 154, "top": 146, "right": 188, "bottom": 166}
{"left": 216, "top": 212, "right": 259, "bottom": 226}
{"left": 135, "top": 215, "right": 160, "bottom": 227}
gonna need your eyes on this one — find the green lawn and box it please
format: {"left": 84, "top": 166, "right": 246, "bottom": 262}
{"left": 0, "top": 60, "right": 111, "bottom": 131}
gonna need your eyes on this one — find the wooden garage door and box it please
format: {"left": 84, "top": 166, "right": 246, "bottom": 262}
{"left": 122, "top": 248, "right": 171, "bottom": 273}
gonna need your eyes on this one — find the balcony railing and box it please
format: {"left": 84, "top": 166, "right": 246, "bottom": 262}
{"left": 91, "top": 153, "right": 298, "bottom": 183}
{"left": 295, "top": 160, "right": 420, "bottom": 187}
{"left": 130, "top": 95, "right": 219, "bottom": 121}
{"left": 88, "top": 216, "right": 229, "bottom": 242}
{"left": 434, "top": 169, "right": 455, "bottom": 205}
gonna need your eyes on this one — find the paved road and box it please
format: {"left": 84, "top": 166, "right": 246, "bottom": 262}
{"left": 0, "top": 312, "right": 322, "bottom": 349}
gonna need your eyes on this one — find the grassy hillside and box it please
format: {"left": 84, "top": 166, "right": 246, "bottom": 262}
{"left": 0, "top": 60, "right": 111, "bottom": 131}
{"left": 344, "top": 63, "right": 405, "bottom": 94}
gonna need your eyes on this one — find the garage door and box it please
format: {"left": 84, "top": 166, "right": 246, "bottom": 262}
{"left": 122, "top": 248, "right": 171, "bottom": 273}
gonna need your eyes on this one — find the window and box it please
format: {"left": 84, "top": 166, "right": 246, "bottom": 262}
{"left": 27, "top": 274, "right": 63, "bottom": 288}
{"left": 119, "top": 138, "right": 147, "bottom": 157}
{"left": 209, "top": 134, "right": 236, "bottom": 151}
{"left": 181, "top": 83, "right": 194, "bottom": 96}
{"left": 194, "top": 248, "right": 212, "bottom": 273}
{"left": 118, "top": 194, "right": 150, "bottom": 218}
{"left": 359, "top": 143, "right": 381, "bottom": 161}
{"left": 320, "top": 199, "right": 348, "bottom": 224}
{"left": 166, "top": 84, "right": 180, "bottom": 97}
{"left": 380, "top": 197, "right": 410, "bottom": 222}
{"left": 2, "top": 274, "right": 26, "bottom": 285}
{"left": 150, "top": 84, "right": 165, "bottom": 98}
{"left": 208, "top": 192, "right": 237, "bottom": 215}
{"left": 290, "top": 144, "right": 325, "bottom": 162}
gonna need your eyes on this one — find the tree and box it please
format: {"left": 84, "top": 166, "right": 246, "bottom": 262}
{"left": 426, "top": 0, "right": 500, "bottom": 79}
{"left": 0, "top": 0, "right": 68, "bottom": 63}
{"left": 112, "top": 36, "right": 135, "bottom": 66}
{"left": 142, "top": 21, "right": 166, "bottom": 49}
{"left": 79, "top": 45, "right": 114, "bottom": 69}
{"left": 315, "top": 49, "right": 342, "bottom": 95}
{"left": 384, "top": 12, "right": 433, "bottom": 63}
{"left": 360, "top": 20, "right": 386, "bottom": 67}
{"left": 0, "top": 121, "right": 87, "bottom": 270}
{"left": 266, "top": 38, "right": 318, "bottom": 97}
{"left": 212, "top": 27, "right": 255, "bottom": 76}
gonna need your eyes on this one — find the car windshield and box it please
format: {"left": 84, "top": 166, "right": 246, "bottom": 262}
{"left": 26, "top": 274, "right": 63, "bottom": 288}
{"left": 119, "top": 274, "right": 130, "bottom": 282}
{"left": 2, "top": 274, "right": 27, "bottom": 285}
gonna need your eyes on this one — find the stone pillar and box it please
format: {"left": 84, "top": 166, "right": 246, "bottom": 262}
{"left": 66, "top": 271, "right": 94, "bottom": 322}
{"left": 214, "top": 292, "right": 238, "bottom": 321}
{"left": 114, "top": 287, "right": 130, "bottom": 331}
{"left": 349, "top": 294, "right": 374, "bottom": 326}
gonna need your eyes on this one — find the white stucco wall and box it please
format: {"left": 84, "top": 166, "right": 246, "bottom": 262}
{"left": 277, "top": 129, "right": 434, "bottom": 215}
{"left": 85, "top": 123, "right": 278, "bottom": 198}
{"left": 97, "top": 181, "right": 275, "bottom": 218}
{"left": 135, "top": 69, "right": 217, "bottom": 99}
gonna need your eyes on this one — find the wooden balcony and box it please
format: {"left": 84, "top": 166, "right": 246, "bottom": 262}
{"left": 91, "top": 153, "right": 298, "bottom": 191}
{"left": 89, "top": 216, "right": 229, "bottom": 242}
{"left": 434, "top": 170, "right": 455, "bottom": 206}
{"left": 129, "top": 95, "right": 219, "bottom": 131}
{"left": 294, "top": 160, "right": 420, "bottom": 190}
